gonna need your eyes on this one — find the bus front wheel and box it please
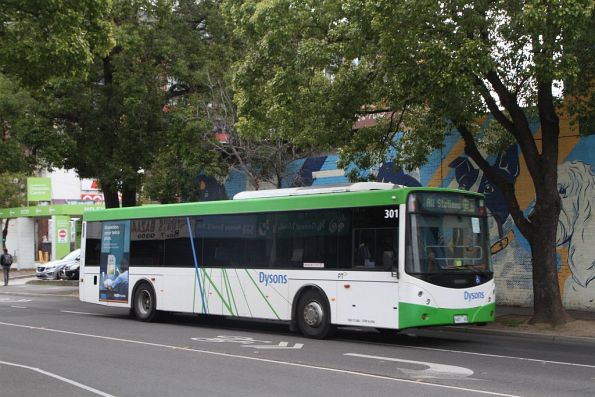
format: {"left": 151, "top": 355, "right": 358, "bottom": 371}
{"left": 297, "top": 290, "right": 333, "bottom": 339}
{"left": 134, "top": 283, "right": 158, "bottom": 322}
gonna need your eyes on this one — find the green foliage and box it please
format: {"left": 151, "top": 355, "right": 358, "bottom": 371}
{"left": 43, "top": 0, "right": 235, "bottom": 205}
{"left": 143, "top": 94, "right": 226, "bottom": 203}
{"left": 0, "top": 0, "right": 114, "bottom": 86}
{"left": 0, "top": 172, "right": 26, "bottom": 209}
{"left": 226, "top": 0, "right": 376, "bottom": 152}
{"left": 226, "top": 0, "right": 594, "bottom": 171}
{"left": 0, "top": 74, "right": 67, "bottom": 174}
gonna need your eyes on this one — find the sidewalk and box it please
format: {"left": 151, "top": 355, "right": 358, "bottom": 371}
{"left": 468, "top": 305, "right": 595, "bottom": 343}
{"left": 1, "top": 270, "right": 78, "bottom": 295}
{"left": 9, "top": 269, "right": 37, "bottom": 280}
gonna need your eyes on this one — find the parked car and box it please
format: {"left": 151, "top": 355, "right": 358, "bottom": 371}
{"left": 59, "top": 260, "right": 80, "bottom": 280}
{"left": 36, "top": 249, "right": 81, "bottom": 280}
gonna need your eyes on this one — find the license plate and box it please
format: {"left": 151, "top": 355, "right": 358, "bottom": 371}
{"left": 454, "top": 315, "right": 468, "bottom": 324}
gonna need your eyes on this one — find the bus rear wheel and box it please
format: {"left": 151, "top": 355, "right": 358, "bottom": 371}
{"left": 134, "top": 283, "right": 158, "bottom": 322}
{"left": 297, "top": 290, "right": 332, "bottom": 339}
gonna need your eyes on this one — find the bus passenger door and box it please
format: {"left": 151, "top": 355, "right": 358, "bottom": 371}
{"left": 80, "top": 221, "right": 101, "bottom": 304}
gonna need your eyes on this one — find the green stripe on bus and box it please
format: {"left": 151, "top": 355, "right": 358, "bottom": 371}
{"left": 398, "top": 302, "right": 495, "bottom": 329}
{"left": 222, "top": 269, "right": 239, "bottom": 316}
{"left": 234, "top": 269, "right": 253, "bottom": 317}
{"left": 200, "top": 269, "right": 235, "bottom": 315}
{"left": 244, "top": 269, "right": 281, "bottom": 320}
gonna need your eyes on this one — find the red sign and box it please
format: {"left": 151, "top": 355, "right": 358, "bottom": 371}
{"left": 58, "top": 229, "right": 68, "bottom": 243}
{"left": 81, "top": 193, "right": 104, "bottom": 202}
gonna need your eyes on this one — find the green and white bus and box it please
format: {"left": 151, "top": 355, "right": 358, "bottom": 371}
{"left": 80, "top": 182, "right": 495, "bottom": 338}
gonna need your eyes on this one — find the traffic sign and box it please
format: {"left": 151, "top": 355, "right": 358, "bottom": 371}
{"left": 58, "top": 228, "right": 68, "bottom": 243}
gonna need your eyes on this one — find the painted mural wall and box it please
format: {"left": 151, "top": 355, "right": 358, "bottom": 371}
{"left": 221, "top": 113, "right": 594, "bottom": 311}
{"left": 412, "top": 115, "right": 595, "bottom": 311}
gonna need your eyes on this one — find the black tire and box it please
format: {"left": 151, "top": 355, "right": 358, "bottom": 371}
{"left": 133, "top": 282, "right": 158, "bottom": 322}
{"left": 296, "top": 290, "right": 333, "bottom": 339}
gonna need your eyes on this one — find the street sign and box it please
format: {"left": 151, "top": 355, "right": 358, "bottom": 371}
{"left": 58, "top": 228, "right": 68, "bottom": 243}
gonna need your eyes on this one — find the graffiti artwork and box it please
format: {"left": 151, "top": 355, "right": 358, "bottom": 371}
{"left": 556, "top": 161, "right": 595, "bottom": 308}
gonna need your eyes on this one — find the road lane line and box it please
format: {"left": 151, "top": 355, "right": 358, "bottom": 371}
{"left": 389, "top": 343, "right": 595, "bottom": 369}
{"left": 0, "top": 360, "right": 116, "bottom": 397}
{"left": 0, "top": 320, "right": 519, "bottom": 396}
{"left": 10, "top": 306, "right": 27, "bottom": 309}
{"left": 61, "top": 310, "right": 110, "bottom": 317}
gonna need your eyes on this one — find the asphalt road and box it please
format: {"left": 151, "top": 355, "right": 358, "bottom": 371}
{"left": 0, "top": 285, "right": 594, "bottom": 397}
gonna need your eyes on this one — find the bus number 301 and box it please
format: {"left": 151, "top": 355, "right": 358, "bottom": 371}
{"left": 384, "top": 209, "right": 398, "bottom": 219}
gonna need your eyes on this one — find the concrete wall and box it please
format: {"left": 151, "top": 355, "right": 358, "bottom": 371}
{"left": 3, "top": 218, "right": 35, "bottom": 269}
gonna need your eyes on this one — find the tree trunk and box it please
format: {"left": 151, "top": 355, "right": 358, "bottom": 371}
{"left": 527, "top": 195, "right": 568, "bottom": 326}
{"left": 101, "top": 180, "right": 120, "bottom": 209}
{"left": 121, "top": 184, "right": 137, "bottom": 207}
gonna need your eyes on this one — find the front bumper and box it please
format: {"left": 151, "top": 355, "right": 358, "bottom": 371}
{"left": 36, "top": 267, "right": 59, "bottom": 279}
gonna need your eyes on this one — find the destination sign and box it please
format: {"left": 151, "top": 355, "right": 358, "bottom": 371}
{"left": 411, "top": 192, "right": 480, "bottom": 215}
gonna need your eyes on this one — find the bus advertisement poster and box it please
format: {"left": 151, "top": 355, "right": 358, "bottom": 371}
{"left": 99, "top": 221, "right": 131, "bottom": 303}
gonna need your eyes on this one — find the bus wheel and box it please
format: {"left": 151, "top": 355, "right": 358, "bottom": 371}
{"left": 297, "top": 290, "right": 332, "bottom": 339}
{"left": 134, "top": 283, "right": 158, "bottom": 322}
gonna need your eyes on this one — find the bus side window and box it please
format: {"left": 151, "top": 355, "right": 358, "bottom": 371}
{"left": 357, "top": 242, "right": 373, "bottom": 267}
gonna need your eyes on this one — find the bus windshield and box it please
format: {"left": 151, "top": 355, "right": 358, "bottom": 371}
{"left": 406, "top": 192, "right": 492, "bottom": 276}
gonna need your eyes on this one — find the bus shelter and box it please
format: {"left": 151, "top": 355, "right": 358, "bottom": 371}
{"left": 0, "top": 204, "right": 104, "bottom": 269}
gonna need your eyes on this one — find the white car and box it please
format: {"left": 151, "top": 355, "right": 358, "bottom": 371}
{"left": 36, "top": 249, "right": 81, "bottom": 280}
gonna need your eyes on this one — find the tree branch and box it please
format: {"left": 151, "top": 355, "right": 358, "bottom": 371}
{"left": 475, "top": 77, "right": 515, "bottom": 133}
{"left": 456, "top": 122, "right": 532, "bottom": 236}
{"left": 484, "top": 70, "right": 542, "bottom": 184}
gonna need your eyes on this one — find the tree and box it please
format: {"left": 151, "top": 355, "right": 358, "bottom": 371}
{"left": 48, "top": 0, "right": 215, "bottom": 207}
{"left": 0, "top": 172, "right": 26, "bottom": 250}
{"left": 142, "top": 92, "right": 226, "bottom": 203}
{"left": 45, "top": 0, "right": 263, "bottom": 207}
{"left": 0, "top": 0, "right": 113, "bottom": 87}
{"left": 0, "top": 74, "right": 66, "bottom": 174}
{"left": 226, "top": 0, "right": 594, "bottom": 326}
{"left": 199, "top": 77, "right": 312, "bottom": 191}
{"left": 1, "top": 1, "right": 112, "bottom": 206}
{"left": 143, "top": 0, "right": 307, "bottom": 202}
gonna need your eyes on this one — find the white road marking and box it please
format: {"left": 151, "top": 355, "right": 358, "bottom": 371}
{"left": 0, "top": 320, "right": 519, "bottom": 396}
{"left": 346, "top": 353, "right": 473, "bottom": 379}
{"left": 0, "top": 298, "right": 32, "bottom": 303}
{"left": 10, "top": 306, "right": 28, "bottom": 309}
{"left": 61, "top": 310, "right": 110, "bottom": 317}
{"left": 244, "top": 342, "right": 304, "bottom": 350}
{"left": 394, "top": 343, "right": 595, "bottom": 369}
{"left": 191, "top": 335, "right": 270, "bottom": 344}
{"left": 190, "top": 335, "right": 303, "bottom": 349}
{"left": 0, "top": 360, "right": 116, "bottom": 397}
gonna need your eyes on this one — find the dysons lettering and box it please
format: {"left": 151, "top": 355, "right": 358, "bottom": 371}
{"left": 464, "top": 291, "right": 485, "bottom": 302}
{"left": 258, "top": 272, "right": 288, "bottom": 286}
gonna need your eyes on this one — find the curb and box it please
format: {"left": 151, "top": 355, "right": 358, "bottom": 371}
{"left": 0, "top": 290, "right": 78, "bottom": 297}
{"left": 434, "top": 324, "right": 595, "bottom": 346}
{"left": 26, "top": 279, "right": 78, "bottom": 287}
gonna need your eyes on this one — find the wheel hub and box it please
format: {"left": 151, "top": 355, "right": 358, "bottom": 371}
{"left": 303, "top": 301, "right": 323, "bottom": 327}
{"left": 139, "top": 290, "right": 151, "bottom": 314}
